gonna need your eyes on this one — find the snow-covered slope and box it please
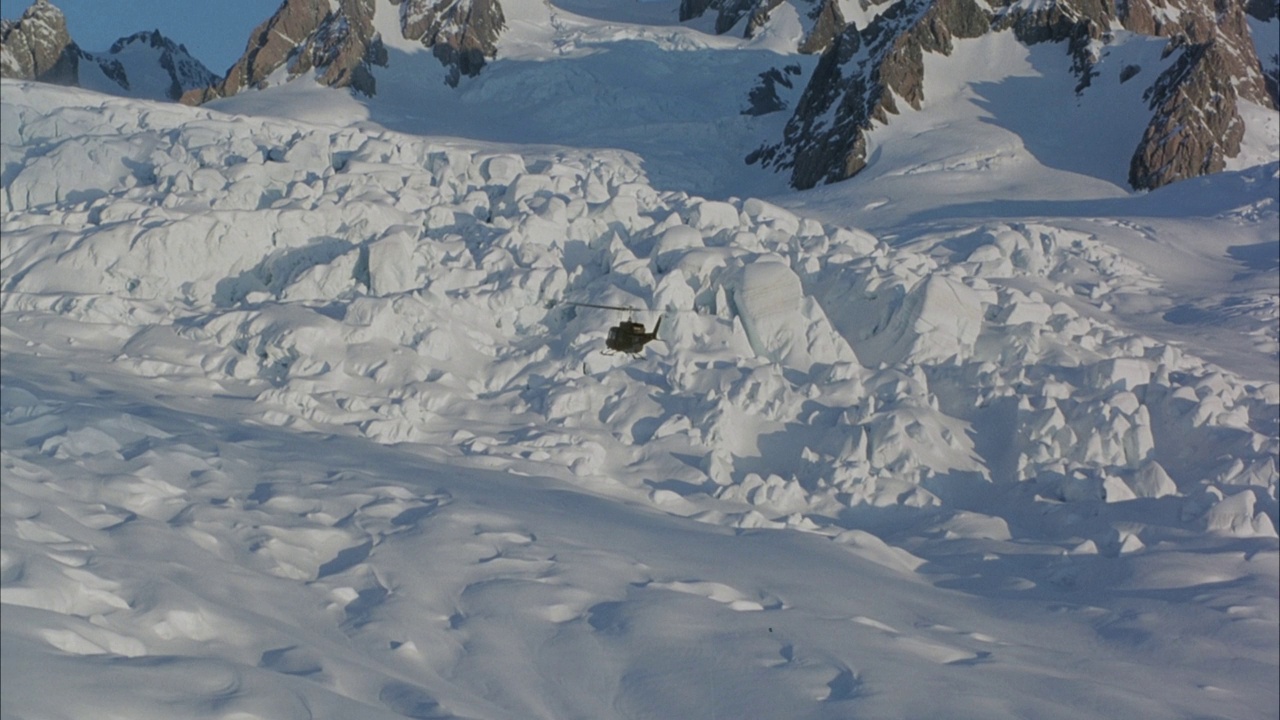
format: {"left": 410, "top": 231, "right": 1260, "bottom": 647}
{"left": 2, "top": 77, "right": 1277, "bottom": 719}
{"left": 78, "top": 29, "right": 219, "bottom": 100}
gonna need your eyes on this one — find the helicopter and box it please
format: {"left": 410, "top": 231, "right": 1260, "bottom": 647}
{"left": 606, "top": 317, "right": 662, "bottom": 354}
{"left": 554, "top": 300, "right": 664, "bottom": 355}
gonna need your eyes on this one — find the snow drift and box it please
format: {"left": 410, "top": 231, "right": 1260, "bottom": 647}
{"left": 2, "top": 78, "right": 1277, "bottom": 719}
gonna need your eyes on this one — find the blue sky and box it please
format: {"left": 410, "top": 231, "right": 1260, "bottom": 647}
{"left": 1, "top": 0, "right": 277, "bottom": 71}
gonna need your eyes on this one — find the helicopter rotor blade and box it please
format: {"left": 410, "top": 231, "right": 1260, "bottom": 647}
{"left": 545, "top": 297, "right": 705, "bottom": 316}
{"left": 554, "top": 300, "right": 646, "bottom": 313}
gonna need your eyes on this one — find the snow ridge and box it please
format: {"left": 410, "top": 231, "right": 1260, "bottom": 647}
{"left": 3, "top": 81, "right": 1275, "bottom": 536}
{"left": 1, "top": 80, "right": 1277, "bottom": 719}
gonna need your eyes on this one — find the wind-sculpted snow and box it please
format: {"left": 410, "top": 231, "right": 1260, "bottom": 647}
{"left": 2, "top": 79, "right": 1275, "bottom": 532}
{"left": 2, "top": 80, "right": 1278, "bottom": 718}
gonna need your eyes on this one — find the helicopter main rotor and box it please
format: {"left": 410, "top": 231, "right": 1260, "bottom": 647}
{"left": 548, "top": 299, "right": 663, "bottom": 354}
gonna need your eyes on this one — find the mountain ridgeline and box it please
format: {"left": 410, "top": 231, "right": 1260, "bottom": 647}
{"left": 747, "top": 0, "right": 1280, "bottom": 190}
{"left": 2, "top": 0, "right": 1276, "bottom": 191}
{"left": 180, "top": 0, "right": 505, "bottom": 102}
{"left": 0, "top": 0, "right": 216, "bottom": 100}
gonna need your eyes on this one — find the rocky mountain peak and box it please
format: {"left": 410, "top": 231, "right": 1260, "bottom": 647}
{"left": 182, "top": 0, "right": 507, "bottom": 103}
{"left": 109, "top": 29, "right": 181, "bottom": 55}
{"left": 680, "top": 0, "right": 847, "bottom": 52}
{"left": 1, "top": 1, "right": 217, "bottom": 101}
{"left": 97, "top": 28, "right": 219, "bottom": 100}
{"left": 748, "top": 0, "right": 990, "bottom": 188}
{"left": 184, "top": 0, "right": 386, "bottom": 103}
{"left": 0, "top": 0, "right": 81, "bottom": 85}
{"left": 751, "top": 0, "right": 1278, "bottom": 191}
{"left": 395, "top": 0, "right": 506, "bottom": 86}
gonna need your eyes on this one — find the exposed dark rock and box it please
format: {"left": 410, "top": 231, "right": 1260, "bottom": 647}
{"left": 104, "top": 29, "right": 219, "bottom": 100}
{"left": 396, "top": 0, "right": 506, "bottom": 86}
{"left": 1119, "top": 63, "right": 1141, "bottom": 82}
{"left": 1129, "top": 41, "right": 1247, "bottom": 189}
{"left": 1263, "top": 53, "right": 1279, "bottom": 108}
{"left": 751, "top": 0, "right": 989, "bottom": 189}
{"left": 989, "top": 0, "right": 1111, "bottom": 91}
{"left": 743, "top": 64, "right": 802, "bottom": 115}
{"left": 1245, "top": 0, "right": 1279, "bottom": 104}
{"left": 799, "top": 0, "right": 848, "bottom": 53}
{"left": 710, "top": 0, "right": 756, "bottom": 34}
{"left": 0, "top": 0, "right": 81, "bottom": 85}
{"left": 184, "top": 0, "right": 385, "bottom": 103}
{"left": 184, "top": 0, "right": 329, "bottom": 103}
{"left": 680, "top": 0, "right": 845, "bottom": 48}
{"left": 1, "top": 2, "right": 215, "bottom": 101}
{"left": 96, "top": 56, "right": 128, "bottom": 88}
{"left": 680, "top": 0, "right": 719, "bottom": 22}
{"left": 756, "top": 0, "right": 1276, "bottom": 191}
{"left": 184, "top": 0, "right": 505, "bottom": 102}
{"left": 681, "top": 0, "right": 783, "bottom": 37}
{"left": 1122, "top": 0, "right": 1273, "bottom": 187}
{"left": 288, "top": 0, "right": 384, "bottom": 96}
{"left": 1245, "top": 0, "right": 1279, "bottom": 20}
{"left": 741, "top": 0, "right": 786, "bottom": 37}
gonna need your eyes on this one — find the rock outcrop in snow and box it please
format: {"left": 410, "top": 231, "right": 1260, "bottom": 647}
{"left": 1249, "top": 0, "right": 1280, "bottom": 103}
{"left": 184, "top": 0, "right": 387, "bottom": 102}
{"left": 1, "top": 1, "right": 218, "bottom": 101}
{"left": 87, "top": 30, "right": 219, "bottom": 100}
{"left": 395, "top": 0, "right": 506, "bottom": 86}
{"left": 681, "top": 0, "right": 845, "bottom": 51}
{"left": 1, "top": 0, "right": 81, "bottom": 85}
{"left": 748, "top": 0, "right": 989, "bottom": 188}
{"left": 183, "top": 0, "right": 506, "bottom": 102}
{"left": 753, "top": 0, "right": 1279, "bottom": 190}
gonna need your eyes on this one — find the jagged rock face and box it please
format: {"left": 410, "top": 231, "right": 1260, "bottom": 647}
{"left": 988, "top": 0, "right": 1111, "bottom": 91}
{"left": 743, "top": 64, "right": 803, "bottom": 115}
{"left": 750, "top": 0, "right": 989, "bottom": 189}
{"left": 799, "top": 0, "right": 848, "bottom": 53}
{"left": 184, "top": 0, "right": 386, "bottom": 104}
{"left": 394, "top": 0, "right": 506, "bottom": 86}
{"left": 680, "top": 0, "right": 719, "bottom": 22}
{"left": 1246, "top": 0, "right": 1279, "bottom": 18}
{"left": 1124, "top": 0, "right": 1272, "bottom": 188}
{"left": 0, "top": 0, "right": 80, "bottom": 85}
{"left": 739, "top": 0, "right": 785, "bottom": 37}
{"left": 757, "top": 0, "right": 1277, "bottom": 191}
{"left": 290, "top": 0, "right": 386, "bottom": 94}
{"left": 680, "top": 0, "right": 844, "bottom": 52}
{"left": 1253, "top": 0, "right": 1280, "bottom": 105}
{"left": 1093, "top": 0, "right": 1269, "bottom": 188}
{"left": 184, "top": 0, "right": 507, "bottom": 102}
{"left": 1129, "top": 41, "right": 1248, "bottom": 188}
{"left": 101, "top": 30, "right": 220, "bottom": 100}
{"left": 709, "top": 0, "right": 795, "bottom": 38}
{"left": 0, "top": 2, "right": 214, "bottom": 102}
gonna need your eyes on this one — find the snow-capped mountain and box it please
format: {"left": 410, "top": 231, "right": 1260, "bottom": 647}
{"left": 748, "top": 0, "right": 1279, "bottom": 190}
{"left": 0, "top": 0, "right": 218, "bottom": 100}
{"left": 181, "top": 0, "right": 505, "bottom": 102}
{"left": 82, "top": 29, "right": 221, "bottom": 101}
{"left": 4, "top": 0, "right": 1276, "bottom": 190}
{"left": 168, "top": 0, "right": 1280, "bottom": 191}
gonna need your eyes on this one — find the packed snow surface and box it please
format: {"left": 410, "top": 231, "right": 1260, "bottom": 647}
{"left": 1, "top": 8, "right": 1278, "bottom": 716}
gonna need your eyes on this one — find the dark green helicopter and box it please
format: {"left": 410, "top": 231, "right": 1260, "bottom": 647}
{"left": 555, "top": 300, "right": 663, "bottom": 354}
{"left": 606, "top": 317, "right": 662, "bottom": 354}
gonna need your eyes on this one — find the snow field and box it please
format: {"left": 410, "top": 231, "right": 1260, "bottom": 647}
{"left": 3, "top": 80, "right": 1276, "bottom": 540}
{"left": 5, "top": 354, "right": 1274, "bottom": 719}
{"left": 1, "top": 79, "right": 1278, "bottom": 718}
